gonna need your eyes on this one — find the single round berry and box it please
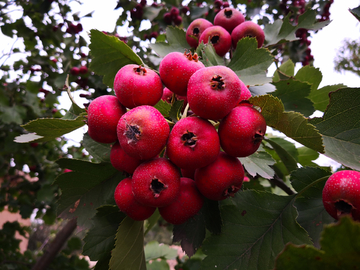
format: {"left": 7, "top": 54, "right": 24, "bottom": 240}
{"left": 117, "top": 105, "right": 170, "bottom": 160}
{"left": 218, "top": 104, "right": 266, "bottom": 157}
{"left": 114, "top": 178, "right": 156, "bottom": 221}
{"left": 187, "top": 65, "right": 242, "bottom": 120}
{"left": 114, "top": 64, "right": 163, "bottom": 109}
{"left": 195, "top": 151, "right": 245, "bottom": 201}
{"left": 322, "top": 170, "right": 360, "bottom": 221}
{"left": 166, "top": 116, "right": 220, "bottom": 170}
{"left": 199, "top": 25, "right": 232, "bottom": 57}
{"left": 110, "top": 141, "right": 142, "bottom": 174}
{"left": 87, "top": 95, "right": 127, "bottom": 144}
{"left": 132, "top": 158, "right": 181, "bottom": 208}
{"left": 186, "top": 18, "right": 213, "bottom": 48}
{"left": 231, "top": 21, "right": 265, "bottom": 48}
{"left": 159, "top": 51, "right": 205, "bottom": 96}
{"left": 159, "top": 177, "right": 204, "bottom": 224}
{"left": 214, "top": 7, "right": 245, "bottom": 34}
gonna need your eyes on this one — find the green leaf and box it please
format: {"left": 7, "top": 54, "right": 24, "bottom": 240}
{"left": 89, "top": 29, "right": 143, "bottom": 87}
{"left": 0, "top": 105, "right": 27, "bottom": 125}
{"left": 294, "top": 65, "right": 322, "bottom": 92}
{"left": 154, "top": 99, "right": 172, "bottom": 118}
{"left": 274, "top": 216, "right": 360, "bottom": 270}
{"left": 173, "top": 211, "right": 206, "bottom": 258}
{"left": 272, "top": 79, "right": 314, "bottom": 117}
{"left": 239, "top": 150, "right": 275, "bottom": 179}
{"left": 273, "top": 59, "right": 295, "bottom": 82}
{"left": 15, "top": 113, "right": 86, "bottom": 143}
{"left": 202, "top": 198, "right": 222, "bottom": 235}
{"left": 55, "top": 158, "right": 124, "bottom": 230}
{"left": 146, "top": 260, "right": 170, "bottom": 270}
{"left": 144, "top": 241, "right": 178, "bottom": 261}
{"left": 297, "top": 147, "right": 319, "bottom": 167}
{"left": 349, "top": 5, "right": 360, "bottom": 22}
{"left": 308, "top": 84, "right": 346, "bottom": 112}
{"left": 265, "top": 9, "right": 330, "bottom": 46}
{"left": 169, "top": 100, "right": 184, "bottom": 122}
{"left": 227, "top": 37, "right": 274, "bottom": 86}
{"left": 250, "top": 95, "right": 324, "bottom": 153}
{"left": 314, "top": 88, "right": 360, "bottom": 170}
{"left": 109, "top": 218, "right": 146, "bottom": 270}
{"left": 83, "top": 205, "right": 126, "bottom": 261}
{"left": 200, "top": 190, "right": 312, "bottom": 270}
{"left": 265, "top": 138, "right": 298, "bottom": 174}
{"left": 82, "top": 133, "right": 111, "bottom": 163}
{"left": 196, "top": 42, "right": 225, "bottom": 67}
{"left": 150, "top": 26, "right": 190, "bottom": 58}
{"left": 291, "top": 167, "right": 333, "bottom": 247}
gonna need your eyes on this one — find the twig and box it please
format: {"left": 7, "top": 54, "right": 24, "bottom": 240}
{"left": 269, "top": 174, "right": 295, "bottom": 195}
{"left": 31, "top": 218, "right": 77, "bottom": 270}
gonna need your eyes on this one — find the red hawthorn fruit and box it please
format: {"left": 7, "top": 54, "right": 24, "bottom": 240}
{"left": 114, "top": 178, "right": 156, "bottom": 221}
{"left": 159, "top": 177, "right": 204, "bottom": 224}
{"left": 186, "top": 18, "right": 213, "bottom": 48}
{"left": 238, "top": 81, "right": 252, "bottom": 101}
{"left": 199, "top": 25, "right": 232, "bottom": 57}
{"left": 218, "top": 104, "right": 266, "bottom": 157}
{"left": 110, "top": 141, "right": 142, "bottom": 174}
{"left": 70, "top": 67, "right": 80, "bottom": 76}
{"left": 163, "top": 12, "right": 172, "bottom": 24}
{"left": 181, "top": 168, "right": 196, "bottom": 179}
{"left": 161, "top": 87, "right": 174, "bottom": 103}
{"left": 166, "top": 116, "right": 220, "bottom": 170}
{"left": 87, "top": 95, "right": 127, "bottom": 144}
{"left": 79, "top": 65, "right": 88, "bottom": 74}
{"left": 213, "top": 7, "right": 245, "bottom": 34}
{"left": 132, "top": 158, "right": 181, "bottom": 208}
{"left": 114, "top": 64, "right": 163, "bottom": 109}
{"left": 159, "top": 51, "right": 205, "bottom": 96}
{"left": 195, "top": 151, "right": 245, "bottom": 200}
{"left": 187, "top": 65, "right": 242, "bottom": 120}
{"left": 117, "top": 105, "right": 170, "bottom": 160}
{"left": 322, "top": 170, "right": 360, "bottom": 221}
{"left": 231, "top": 21, "right": 265, "bottom": 48}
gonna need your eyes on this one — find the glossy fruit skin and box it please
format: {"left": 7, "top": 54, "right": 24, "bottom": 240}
{"left": 159, "top": 177, "right": 204, "bottom": 224}
{"left": 114, "top": 178, "right": 156, "bottom": 221}
{"left": 231, "top": 21, "right": 265, "bottom": 48}
{"left": 132, "top": 158, "right": 181, "bottom": 208}
{"left": 87, "top": 95, "right": 127, "bottom": 144}
{"left": 166, "top": 116, "right": 220, "bottom": 170}
{"left": 195, "top": 152, "right": 244, "bottom": 201}
{"left": 239, "top": 81, "right": 252, "bottom": 101}
{"left": 187, "top": 65, "right": 242, "bottom": 120}
{"left": 186, "top": 18, "right": 213, "bottom": 48}
{"left": 110, "top": 141, "right": 142, "bottom": 174}
{"left": 117, "top": 105, "right": 170, "bottom": 160}
{"left": 114, "top": 64, "right": 163, "bottom": 109}
{"left": 199, "top": 25, "right": 232, "bottom": 57}
{"left": 218, "top": 104, "right": 266, "bottom": 157}
{"left": 213, "top": 7, "right": 245, "bottom": 34}
{"left": 322, "top": 170, "right": 360, "bottom": 221}
{"left": 159, "top": 51, "right": 205, "bottom": 96}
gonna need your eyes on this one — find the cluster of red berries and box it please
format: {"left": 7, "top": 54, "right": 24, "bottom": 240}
{"left": 130, "top": 0, "right": 147, "bottom": 21}
{"left": 69, "top": 66, "right": 88, "bottom": 89}
{"left": 318, "top": 0, "right": 333, "bottom": 22}
{"left": 163, "top": 7, "right": 183, "bottom": 26}
{"left": 85, "top": 47, "right": 266, "bottom": 224}
{"left": 186, "top": 7, "right": 265, "bottom": 57}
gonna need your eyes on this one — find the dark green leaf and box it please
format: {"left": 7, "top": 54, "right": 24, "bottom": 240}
{"left": 250, "top": 95, "right": 324, "bottom": 153}
{"left": 109, "top": 218, "right": 146, "bottom": 270}
{"left": 83, "top": 205, "right": 126, "bottom": 261}
{"left": 14, "top": 113, "right": 86, "bottom": 143}
{"left": 239, "top": 150, "right": 275, "bottom": 179}
{"left": 272, "top": 79, "right": 314, "bottom": 117}
{"left": 314, "top": 88, "right": 360, "bottom": 170}
{"left": 294, "top": 65, "right": 322, "bottom": 92}
{"left": 291, "top": 167, "right": 333, "bottom": 247}
{"left": 196, "top": 42, "right": 225, "bottom": 67}
{"left": 349, "top": 5, "right": 360, "bottom": 22}
{"left": 265, "top": 138, "right": 298, "bottom": 174}
{"left": 55, "top": 158, "right": 123, "bottom": 230}
{"left": 308, "top": 84, "right": 346, "bottom": 112}
{"left": 82, "top": 133, "right": 111, "bottom": 163}
{"left": 200, "top": 190, "right": 312, "bottom": 270}
{"left": 228, "top": 38, "right": 274, "bottom": 86}
{"left": 274, "top": 216, "right": 360, "bottom": 270}
{"left": 173, "top": 211, "right": 206, "bottom": 258}
{"left": 89, "top": 29, "right": 143, "bottom": 87}
{"left": 297, "top": 147, "right": 319, "bottom": 167}
{"left": 150, "top": 26, "right": 190, "bottom": 58}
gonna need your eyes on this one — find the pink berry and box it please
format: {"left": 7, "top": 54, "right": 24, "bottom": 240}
{"left": 214, "top": 7, "right": 245, "bottom": 34}
{"left": 199, "top": 25, "right": 232, "bottom": 57}
{"left": 186, "top": 18, "right": 213, "bottom": 48}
